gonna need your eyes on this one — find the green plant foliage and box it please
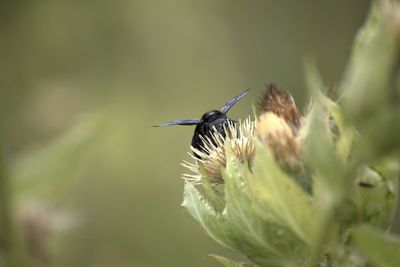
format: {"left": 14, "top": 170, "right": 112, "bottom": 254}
{"left": 223, "top": 147, "right": 307, "bottom": 267}
{"left": 182, "top": 1, "right": 400, "bottom": 266}
{"left": 340, "top": 1, "right": 400, "bottom": 124}
{"left": 2, "top": 1, "right": 391, "bottom": 267}
{"left": 182, "top": 182, "right": 237, "bottom": 250}
{"left": 350, "top": 225, "right": 400, "bottom": 267}
{"left": 209, "top": 254, "right": 255, "bottom": 267}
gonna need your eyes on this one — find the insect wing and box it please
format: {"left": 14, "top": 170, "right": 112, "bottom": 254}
{"left": 153, "top": 118, "right": 200, "bottom": 127}
{"left": 220, "top": 89, "right": 249, "bottom": 114}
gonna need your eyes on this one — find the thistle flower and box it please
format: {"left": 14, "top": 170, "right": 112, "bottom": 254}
{"left": 182, "top": 118, "right": 255, "bottom": 185}
{"left": 182, "top": 84, "right": 304, "bottom": 185}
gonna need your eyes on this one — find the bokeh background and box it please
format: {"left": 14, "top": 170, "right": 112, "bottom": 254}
{"left": 3, "top": 1, "right": 398, "bottom": 267}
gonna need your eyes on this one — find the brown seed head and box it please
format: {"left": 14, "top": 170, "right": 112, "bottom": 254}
{"left": 259, "top": 83, "right": 302, "bottom": 132}
{"left": 256, "top": 112, "right": 301, "bottom": 168}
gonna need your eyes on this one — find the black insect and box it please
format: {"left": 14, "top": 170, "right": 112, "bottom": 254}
{"left": 154, "top": 90, "right": 249, "bottom": 159}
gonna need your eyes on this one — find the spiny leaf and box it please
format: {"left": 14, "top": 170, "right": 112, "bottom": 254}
{"left": 304, "top": 103, "right": 346, "bottom": 201}
{"left": 249, "top": 140, "right": 324, "bottom": 245}
{"left": 223, "top": 145, "right": 307, "bottom": 267}
{"left": 304, "top": 60, "right": 356, "bottom": 161}
{"left": 182, "top": 182, "right": 237, "bottom": 250}
{"left": 199, "top": 164, "right": 226, "bottom": 212}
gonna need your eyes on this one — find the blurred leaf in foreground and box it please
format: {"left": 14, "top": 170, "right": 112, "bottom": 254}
{"left": 350, "top": 225, "right": 400, "bottom": 267}
{"left": 10, "top": 112, "right": 104, "bottom": 200}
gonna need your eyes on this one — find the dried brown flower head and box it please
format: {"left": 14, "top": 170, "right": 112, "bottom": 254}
{"left": 259, "top": 83, "right": 302, "bottom": 133}
{"left": 256, "top": 112, "right": 301, "bottom": 168}
{"left": 257, "top": 84, "right": 302, "bottom": 168}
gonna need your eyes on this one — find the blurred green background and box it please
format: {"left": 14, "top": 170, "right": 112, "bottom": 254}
{"left": 4, "top": 1, "right": 398, "bottom": 267}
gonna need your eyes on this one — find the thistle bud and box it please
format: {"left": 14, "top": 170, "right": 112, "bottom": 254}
{"left": 256, "top": 84, "right": 302, "bottom": 168}
{"left": 256, "top": 112, "right": 301, "bottom": 168}
{"left": 259, "top": 83, "right": 301, "bottom": 132}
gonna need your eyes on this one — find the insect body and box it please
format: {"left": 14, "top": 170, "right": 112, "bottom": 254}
{"left": 155, "top": 90, "right": 249, "bottom": 158}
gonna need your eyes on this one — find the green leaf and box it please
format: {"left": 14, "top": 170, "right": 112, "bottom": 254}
{"left": 355, "top": 107, "right": 400, "bottom": 160}
{"left": 320, "top": 95, "right": 355, "bottom": 161}
{"left": 249, "top": 140, "right": 324, "bottom": 246}
{"left": 340, "top": 2, "right": 400, "bottom": 124}
{"left": 358, "top": 165, "right": 397, "bottom": 228}
{"left": 304, "top": 103, "right": 346, "bottom": 202}
{"left": 304, "top": 61, "right": 355, "bottom": 161}
{"left": 223, "top": 145, "right": 308, "bottom": 267}
{"left": 338, "top": 165, "right": 398, "bottom": 232}
{"left": 209, "top": 254, "right": 255, "bottom": 267}
{"left": 11, "top": 112, "right": 103, "bottom": 200}
{"left": 199, "top": 164, "right": 226, "bottom": 213}
{"left": 350, "top": 225, "right": 400, "bottom": 267}
{"left": 181, "top": 182, "right": 237, "bottom": 250}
